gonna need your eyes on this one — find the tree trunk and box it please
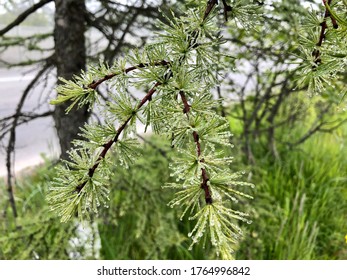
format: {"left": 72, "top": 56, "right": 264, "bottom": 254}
{"left": 53, "top": 0, "right": 89, "bottom": 160}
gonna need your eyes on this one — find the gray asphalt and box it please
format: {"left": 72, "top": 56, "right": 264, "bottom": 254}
{"left": 0, "top": 67, "right": 59, "bottom": 176}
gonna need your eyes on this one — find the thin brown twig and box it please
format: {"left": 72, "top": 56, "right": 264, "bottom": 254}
{"left": 287, "top": 104, "right": 332, "bottom": 147}
{"left": 179, "top": 91, "right": 212, "bottom": 204}
{"left": 76, "top": 82, "right": 161, "bottom": 193}
{"left": 172, "top": 0, "right": 222, "bottom": 203}
{"left": 5, "top": 63, "right": 52, "bottom": 221}
{"left": 87, "top": 60, "right": 169, "bottom": 90}
{"left": 0, "top": 111, "right": 53, "bottom": 141}
{"left": 312, "top": 0, "right": 338, "bottom": 66}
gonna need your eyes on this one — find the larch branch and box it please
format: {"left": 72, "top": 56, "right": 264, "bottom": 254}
{"left": 76, "top": 82, "right": 161, "bottom": 193}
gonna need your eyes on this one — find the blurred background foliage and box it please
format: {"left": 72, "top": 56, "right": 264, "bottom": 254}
{"left": 1, "top": 0, "right": 347, "bottom": 259}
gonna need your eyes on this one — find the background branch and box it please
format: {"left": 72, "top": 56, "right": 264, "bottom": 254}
{"left": 0, "top": 0, "right": 54, "bottom": 36}
{"left": 4, "top": 61, "right": 53, "bottom": 222}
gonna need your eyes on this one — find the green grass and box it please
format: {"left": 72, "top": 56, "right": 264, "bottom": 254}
{"left": 236, "top": 128, "right": 347, "bottom": 259}
{"left": 0, "top": 160, "right": 86, "bottom": 259}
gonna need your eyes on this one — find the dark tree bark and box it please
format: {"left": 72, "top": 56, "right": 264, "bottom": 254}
{"left": 53, "top": 0, "right": 89, "bottom": 160}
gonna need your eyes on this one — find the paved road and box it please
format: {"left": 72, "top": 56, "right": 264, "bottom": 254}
{"left": 0, "top": 67, "right": 147, "bottom": 177}
{"left": 0, "top": 67, "right": 59, "bottom": 176}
